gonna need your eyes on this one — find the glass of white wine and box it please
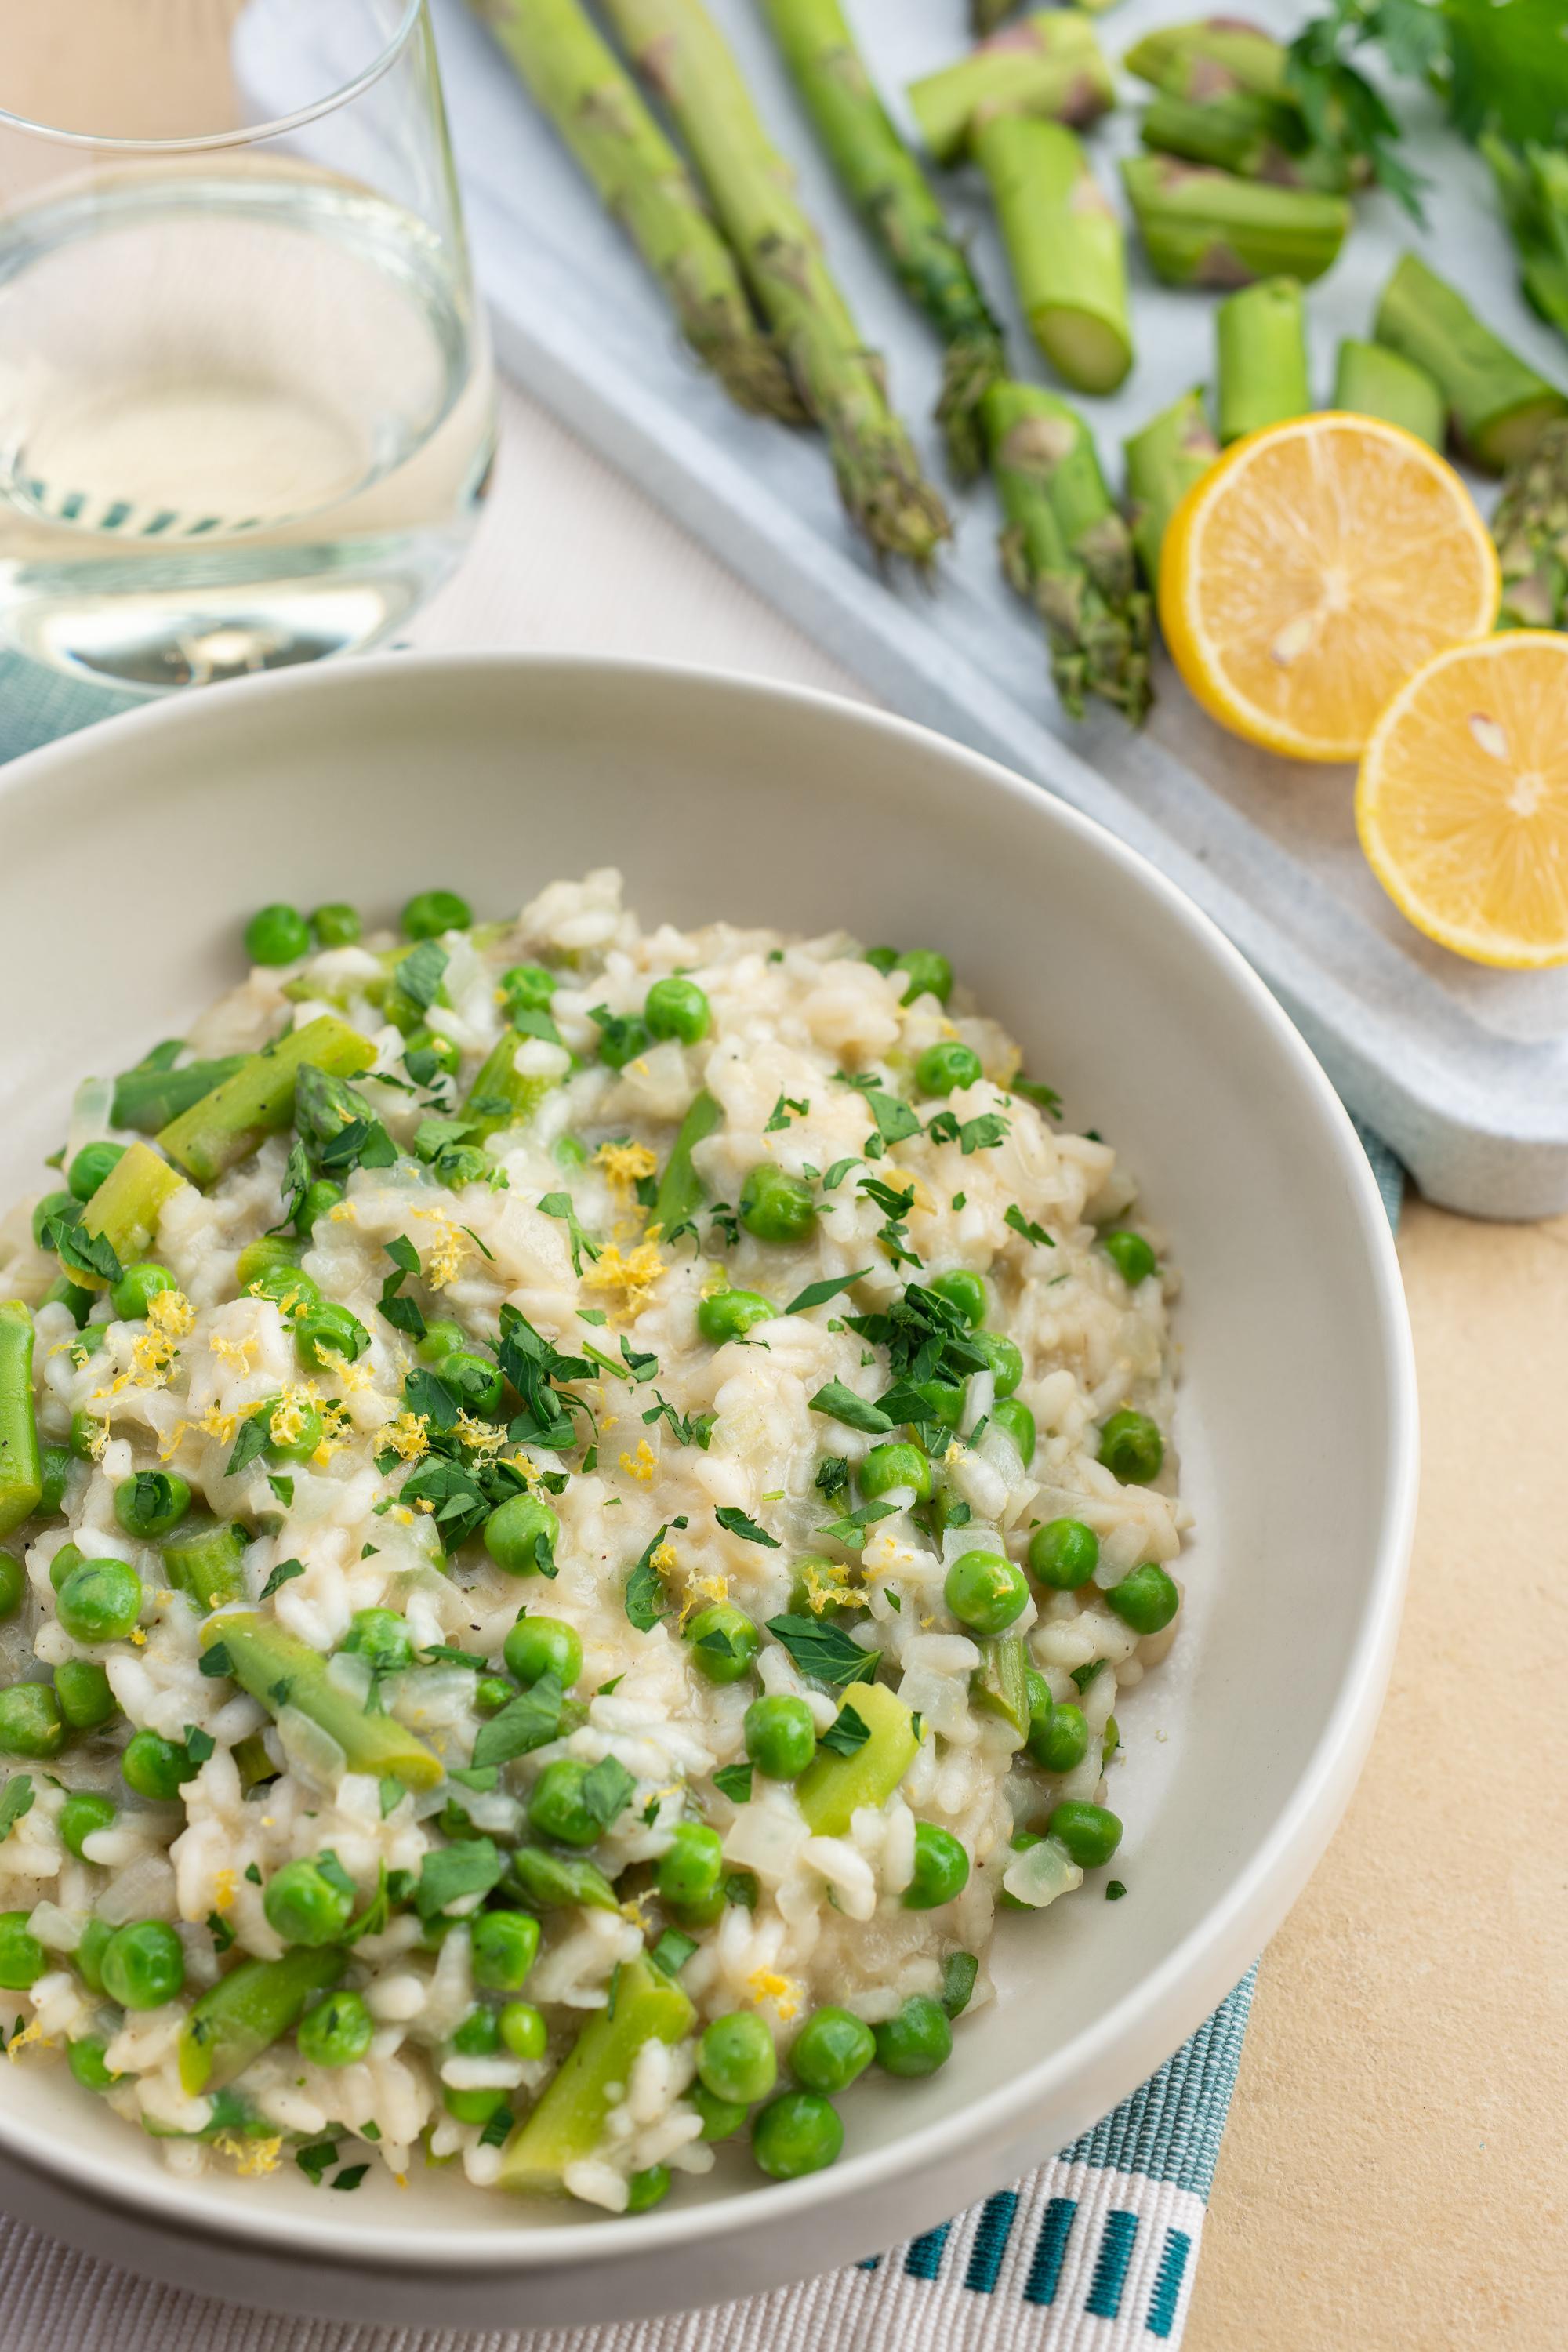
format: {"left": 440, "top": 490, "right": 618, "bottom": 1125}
{"left": 0, "top": 0, "right": 495, "bottom": 691}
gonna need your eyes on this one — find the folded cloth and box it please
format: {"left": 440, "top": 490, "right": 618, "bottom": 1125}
{"left": 0, "top": 650, "right": 1404, "bottom": 2350}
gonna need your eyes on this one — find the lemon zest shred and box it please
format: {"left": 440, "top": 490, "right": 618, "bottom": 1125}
{"left": 216, "top": 2132, "right": 282, "bottom": 2176}
{"left": 582, "top": 1239, "right": 666, "bottom": 1321}
{"left": 746, "top": 1969, "right": 800, "bottom": 2022}
{"left": 617, "top": 1439, "right": 657, "bottom": 1485}
{"left": 5, "top": 2017, "right": 52, "bottom": 2061}
{"left": 376, "top": 1411, "right": 429, "bottom": 1465}
{"left": 212, "top": 1868, "right": 238, "bottom": 1915}
{"left": 595, "top": 1141, "right": 658, "bottom": 1192}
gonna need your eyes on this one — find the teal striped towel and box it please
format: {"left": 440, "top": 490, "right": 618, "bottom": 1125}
{"left": 0, "top": 650, "right": 1403, "bottom": 2350}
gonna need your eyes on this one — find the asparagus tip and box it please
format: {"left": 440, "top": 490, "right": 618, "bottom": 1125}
{"left": 935, "top": 332, "right": 1010, "bottom": 485}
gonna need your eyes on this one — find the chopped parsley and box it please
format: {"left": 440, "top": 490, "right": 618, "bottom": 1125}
{"left": 816, "top": 1698, "right": 872, "bottom": 1757}
{"left": 785, "top": 1269, "right": 871, "bottom": 1315}
{"left": 808, "top": 1379, "right": 892, "bottom": 1436}
{"left": 259, "top": 1556, "right": 305, "bottom": 1602}
{"left": 1004, "top": 1203, "right": 1054, "bottom": 1250}
{"left": 765, "top": 1613, "right": 880, "bottom": 1688}
{"left": 714, "top": 1505, "right": 780, "bottom": 1549}
{"left": 711, "top": 1762, "right": 753, "bottom": 1803}
{"left": 0, "top": 1777, "right": 34, "bottom": 1843}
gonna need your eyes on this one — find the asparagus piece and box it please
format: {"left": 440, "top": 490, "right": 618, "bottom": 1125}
{"left": 1482, "top": 138, "right": 1568, "bottom": 345}
{"left": 907, "top": 11, "right": 1116, "bottom": 168}
{"left": 475, "top": 0, "right": 801, "bottom": 423}
{"left": 975, "top": 116, "right": 1131, "bottom": 394}
{"left": 795, "top": 1682, "right": 920, "bottom": 1836}
{"left": 179, "top": 1948, "right": 345, "bottom": 2096}
{"left": 0, "top": 1304, "right": 42, "bottom": 1539}
{"left": 463, "top": 1029, "right": 558, "bottom": 1144}
{"left": 1123, "top": 17, "right": 1289, "bottom": 103}
{"left": 201, "top": 1612, "right": 443, "bottom": 1790}
{"left": 1491, "top": 420, "right": 1568, "bottom": 630}
{"left": 506, "top": 1846, "right": 621, "bottom": 1912}
{"left": 970, "top": 1635, "right": 1029, "bottom": 1738}
{"left": 111, "top": 1055, "right": 246, "bottom": 1136}
{"left": 1333, "top": 338, "right": 1444, "bottom": 448}
{"left": 1216, "top": 277, "right": 1310, "bottom": 444}
{"left": 652, "top": 1087, "right": 722, "bottom": 1240}
{"left": 158, "top": 1015, "right": 376, "bottom": 1186}
{"left": 1374, "top": 254, "right": 1568, "bottom": 474}
{"left": 164, "top": 1520, "right": 250, "bottom": 1613}
{"left": 603, "top": 0, "right": 948, "bottom": 568}
{"left": 1123, "top": 387, "right": 1219, "bottom": 587}
{"left": 1139, "top": 90, "right": 1352, "bottom": 194}
{"left": 1120, "top": 155, "right": 1350, "bottom": 288}
{"left": 983, "top": 379, "right": 1152, "bottom": 724}
{"left": 73, "top": 1143, "right": 187, "bottom": 1290}
{"left": 497, "top": 1954, "right": 695, "bottom": 2193}
{"left": 761, "top": 0, "right": 1007, "bottom": 481}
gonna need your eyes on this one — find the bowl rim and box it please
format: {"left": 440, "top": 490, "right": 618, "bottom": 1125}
{"left": 0, "top": 649, "right": 1420, "bottom": 2274}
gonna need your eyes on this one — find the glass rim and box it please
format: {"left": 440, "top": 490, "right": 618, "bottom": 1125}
{"left": 0, "top": 0, "right": 425, "bottom": 154}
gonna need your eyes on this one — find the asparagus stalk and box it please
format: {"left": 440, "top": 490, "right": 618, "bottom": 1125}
{"left": 111, "top": 1055, "right": 245, "bottom": 1135}
{"left": 975, "top": 116, "right": 1130, "bottom": 394}
{"left": 1374, "top": 254, "right": 1568, "bottom": 474}
{"left": 1123, "top": 387, "right": 1219, "bottom": 587}
{"left": 1482, "top": 137, "right": 1568, "bottom": 346}
{"left": 463, "top": 1029, "right": 558, "bottom": 1143}
{"left": 602, "top": 0, "right": 948, "bottom": 567}
{"left": 201, "top": 1612, "right": 444, "bottom": 1790}
{"left": 795, "top": 1682, "right": 920, "bottom": 1835}
{"left": 0, "top": 1304, "right": 42, "bottom": 1539}
{"left": 497, "top": 1955, "right": 695, "bottom": 2193}
{"left": 652, "top": 1087, "right": 721, "bottom": 1241}
{"left": 907, "top": 11, "right": 1116, "bottom": 168}
{"left": 1333, "top": 338, "right": 1444, "bottom": 448}
{"left": 164, "top": 1520, "right": 251, "bottom": 1613}
{"left": 158, "top": 1015, "right": 376, "bottom": 1186}
{"left": 474, "top": 0, "right": 800, "bottom": 423}
{"left": 73, "top": 1143, "right": 187, "bottom": 1290}
{"left": 1215, "top": 277, "right": 1310, "bottom": 443}
{"left": 1491, "top": 420, "right": 1568, "bottom": 630}
{"left": 983, "top": 379, "right": 1152, "bottom": 724}
{"left": 1123, "top": 17, "right": 1290, "bottom": 103}
{"left": 1139, "top": 90, "right": 1353, "bottom": 193}
{"left": 1120, "top": 155, "right": 1350, "bottom": 288}
{"left": 760, "top": 0, "right": 1007, "bottom": 481}
{"left": 180, "top": 1948, "right": 345, "bottom": 2096}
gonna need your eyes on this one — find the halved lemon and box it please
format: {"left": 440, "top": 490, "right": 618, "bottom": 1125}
{"left": 1357, "top": 631, "right": 1568, "bottom": 968}
{"left": 1160, "top": 414, "right": 1501, "bottom": 762}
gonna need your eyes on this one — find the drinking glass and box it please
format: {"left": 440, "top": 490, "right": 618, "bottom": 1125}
{"left": 0, "top": 0, "right": 495, "bottom": 691}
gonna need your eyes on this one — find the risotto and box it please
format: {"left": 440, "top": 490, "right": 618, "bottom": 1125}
{"left": 0, "top": 872, "right": 1185, "bottom": 2211}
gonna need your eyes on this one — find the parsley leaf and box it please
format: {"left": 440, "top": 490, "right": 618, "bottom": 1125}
{"left": 808, "top": 1379, "right": 892, "bottom": 1436}
{"left": 714, "top": 1504, "right": 780, "bottom": 1549}
{"left": 259, "top": 1556, "right": 306, "bottom": 1602}
{"left": 471, "top": 1671, "right": 564, "bottom": 1769}
{"left": 764, "top": 1613, "right": 880, "bottom": 1688}
{"left": 814, "top": 1455, "right": 851, "bottom": 1502}
{"left": 816, "top": 1697, "right": 872, "bottom": 1757}
{"left": 650, "top": 1926, "right": 698, "bottom": 1976}
{"left": 641, "top": 1393, "right": 716, "bottom": 1450}
{"left": 296, "top": 2140, "right": 338, "bottom": 2186}
{"left": 1005, "top": 1203, "right": 1054, "bottom": 1249}
{"left": 821, "top": 1156, "right": 861, "bottom": 1192}
{"left": 625, "top": 1519, "right": 684, "bottom": 1630}
{"left": 941, "top": 1950, "right": 979, "bottom": 2019}
{"left": 295, "top": 1065, "right": 397, "bottom": 1176}
{"left": 786, "top": 1269, "right": 871, "bottom": 1315}
{"left": 0, "top": 1776, "right": 34, "bottom": 1842}
{"left": 579, "top": 1755, "right": 635, "bottom": 1830}
{"left": 378, "top": 1237, "right": 426, "bottom": 1342}
{"left": 331, "top": 2164, "right": 369, "bottom": 2192}
{"left": 711, "top": 1762, "right": 753, "bottom": 1802}
{"left": 537, "top": 1190, "right": 600, "bottom": 1276}
{"left": 1011, "top": 1077, "right": 1062, "bottom": 1116}
{"left": 764, "top": 1093, "right": 808, "bottom": 1132}
{"left": 225, "top": 1411, "right": 272, "bottom": 1480}
{"left": 397, "top": 938, "right": 448, "bottom": 1012}
{"left": 815, "top": 1499, "right": 897, "bottom": 1548}
{"left": 46, "top": 1215, "right": 122, "bottom": 1287}
{"left": 413, "top": 1836, "right": 506, "bottom": 1921}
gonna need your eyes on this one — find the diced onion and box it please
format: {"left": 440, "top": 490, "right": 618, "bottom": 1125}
{"left": 1000, "top": 1835, "right": 1083, "bottom": 1911}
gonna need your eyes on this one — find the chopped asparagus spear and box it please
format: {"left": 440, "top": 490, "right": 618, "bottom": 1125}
{"left": 200, "top": 1612, "right": 442, "bottom": 1789}
{"left": 496, "top": 1955, "right": 695, "bottom": 2192}
{"left": 1123, "top": 18, "right": 1290, "bottom": 103}
{"left": 179, "top": 1947, "right": 345, "bottom": 2096}
{"left": 463, "top": 1029, "right": 557, "bottom": 1144}
{"left": 1123, "top": 387, "right": 1219, "bottom": 587}
{"left": 111, "top": 1055, "right": 246, "bottom": 1136}
{"left": 477, "top": 0, "right": 802, "bottom": 423}
{"left": 970, "top": 1635, "right": 1030, "bottom": 1738}
{"left": 506, "top": 1846, "right": 622, "bottom": 1913}
{"left": 164, "top": 1521, "right": 250, "bottom": 1613}
{"left": 71, "top": 1143, "right": 186, "bottom": 1290}
{"left": 0, "top": 1304, "right": 42, "bottom": 1538}
{"left": 907, "top": 9, "right": 1115, "bottom": 167}
{"left": 1139, "top": 90, "right": 1353, "bottom": 194}
{"left": 1216, "top": 277, "right": 1310, "bottom": 444}
{"left": 1333, "top": 338, "right": 1444, "bottom": 449}
{"left": 652, "top": 1089, "right": 722, "bottom": 1241}
{"left": 975, "top": 117, "right": 1131, "bottom": 395}
{"left": 1492, "top": 419, "right": 1568, "bottom": 630}
{"left": 1120, "top": 155, "right": 1350, "bottom": 289}
{"left": 1374, "top": 253, "right": 1568, "bottom": 474}
{"left": 984, "top": 379, "right": 1152, "bottom": 725}
{"left": 158, "top": 1016, "right": 376, "bottom": 1185}
{"left": 796, "top": 1681, "right": 920, "bottom": 1836}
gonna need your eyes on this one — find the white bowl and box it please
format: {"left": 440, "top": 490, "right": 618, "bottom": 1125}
{"left": 0, "top": 655, "right": 1417, "bottom": 2328}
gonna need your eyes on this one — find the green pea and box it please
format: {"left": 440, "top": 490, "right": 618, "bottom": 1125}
{"left": 898, "top": 951, "right": 953, "bottom": 1007}
{"left": 49, "top": 1544, "right": 83, "bottom": 1592}
{"left": 100, "top": 1918, "right": 184, "bottom": 2009}
{"left": 944, "top": 1549, "right": 1028, "bottom": 1636}
{"left": 0, "top": 1683, "right": 65, "bottom": 1760}
{"left": 1023, "top": 1668, "right": 1054, "bottom": 1764}
{"left": 1049, "top": 1800, "right": 1123, "bottom": 1869}
{"left": 698, "top": 2011, "right": 777, "bottom": 2107}
{"left": 437, "top": 1348, "right": 504, "bottom": 1417}
{"left": 475, "top": 1675, "right": 514, "bottom": 1714}
{"left": 472, "top": 1909, "right": 540, "bottom": 1992}
{"left": 42, "top": 1277, "right": 95, "bottom": 1327}
{"left": 53, "top": 1660, "right": 118, "bottom": 1731}
{"left": 916, "top": 1375, "right": 967, "bottom": 1430}
{"left": 0, "top": 1911, "right": 46, "bottom": 1990}
{"left": 121, "top": 1728, "right": 199, "bottom": 1802}
{"left": 789, "top": 2005, "right": 874, "bottom": 2096}
{"left": 499, "top": 1998, "right": 547, "bottom": 2060}
{"left": 37, "top": 1446, "right": 72, "bottom": 1519}
{"left": 239, "top": 1254, "right": 318, "bottom": 1310}
{"left": 644, "top": 975, "right": 710, "bottom": 1044}
{"left": 1098, "top": 1409, "right": 1163, "bottom": 1486}
{"left": 688, "top": 2081, "right": 747, "bottom": 2140}
{"left": 873, "top": 1994, "right": 952, "bottom": 2078}
{"left": 263, "top": 1857, "right": 355, "bottom": 1947}
{"left": 292, "top": 1179, "right": 344, "bottom": 1241}
{"left": 528, "top": 1759, "right": 602, "bottom": 1848}
{"left": 685, "top": 1602, "right": 760, "bottom": 1686}
{"left": 1029, "top": 1699, "right": 1089, "bottom": 1776}
{"left": 67, "top": 2035, "right": 121, "bottom": 2092}
{"left": 862, "top": 946, "right": 900, "bottom": 975}
{"left": 110, "top": 1261, "right": 177, "bottom": 1321}
{"left": 251, "top": 1395, "right": 324, "bottom": 1465}
{"left": 860, "top": 1441, "right": 933, "bottom": 1503}
{"left": 0, "top": 1557, "right": 23, "bottom": 1619}
{"left": 657, "top": 1821, "right": 724, "bottom": 1908}
{"left": 416, "top": 1318, "right": 466, "bottom": 1366}
{"left": 444, "top": 2083, "right": 509, "bottom": 2126}
{"left": 696, "top": 1287, "right": 775, "bottom": 1345}
{"left": 902, "top": 1821, "right": 970, "bottom": 1910}
{"left": 56, "top": 1558, "right": 143, "bottom": 1645}
{"left": 973, "top": 1330, "right": 1023, "bottom": 1397}
{"left": 33, "top": 1189, "right": 79, "bottom": 1250}
{"left": 738, "top": 1166, "right": 817, "bottom": 1245}
{"left": 341, "top": 1608, "right": 416, "bottom": 1676}
{"left": 452, "top": 2004, "right": 501, "bottom": 2057}
{"left": 74, "top": 1915, "right": 113, "bottom": 1994}
{"left": 59, "top": 1791, "right": 117, "bottom": 1859}
{"left": 743, "top": 1695, "right": 816, "bottom": 1783}
{"left": 114, "top": 1473, "right": 191, "bottom": 1544}
{"left": 626, "top": 2163, "right": 671, "bottom": 2212}
{"left": 245, "top": 904, "right": 311, "bottom": 965}
{"left": 402, "top": 889, "right": 472, "bottom": 939}
{"left": 485, "top": 1495, "right": 561, "bottom": 1578}
{"left": 1105, "top": 1562, "right": 1178, "bottom": 1636}
{"left": 500, "top": 963, "right": 557, "bottom": 1015}
{"left": 294, "top": 1301, "right": 370, "bottom": 1375}
{"left": 66, "top": 1142, "right": 126, "bottom": 1204}
{"left": 1102, "top": 1229, "right": 1157, "bottom": 1286}
{"left": 752, "top": 2089, "right": 844, "bottom": 2180}
{"left": 1028, "top": 1518, "right": 1098, "bottom": 1590}
{"left": 927, "top": 1268, "right": 988, "bottom": 1328}
{"left": 916, "top": 1041, "right": 983, "bottom": 1095}
{"left": 503, "top": 1616, "right": 582, "bottom": 1689}
{"left": 298, "top": 1988, "right": 374, "bottom": 2068}
{"left": 310, "top": 903, "right": 361, "bottom": 949}
{"left": 990, "top": 1397, "right": 1036, "bottom": 1465}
